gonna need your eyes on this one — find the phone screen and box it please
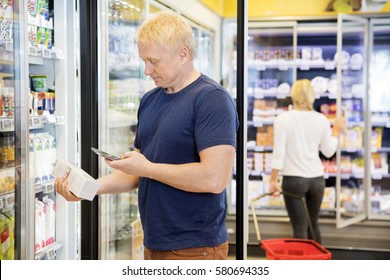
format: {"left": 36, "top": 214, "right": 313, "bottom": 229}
{"left": 91, "top": 147, "right": 120, "bottom": 161}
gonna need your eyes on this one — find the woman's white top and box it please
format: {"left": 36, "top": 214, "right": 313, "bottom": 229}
{"left": 271, "top": 110, "right": 338, "bottom": 178}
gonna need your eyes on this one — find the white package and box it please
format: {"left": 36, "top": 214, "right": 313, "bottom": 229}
{"left": 32, "top": 135, "right": 43, "bottom": 185}
{"left": 52, "top": 158, "right": 99, "bottom": 201}
{"left": 43, "top": 196, "right": 56, "bottom": 246}
{"left": 35, "top": 199, "right": 46, "bottom": 252}
{"left": 38, "top": 133, "right": 51, "bottom": 183}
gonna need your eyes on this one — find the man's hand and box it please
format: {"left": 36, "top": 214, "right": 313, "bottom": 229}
{"left": 54, "top": 176, "right": 82, "bottom": 202}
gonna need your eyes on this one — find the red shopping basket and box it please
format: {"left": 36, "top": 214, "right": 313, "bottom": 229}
{"left": 260, "top": 238, "right": 331, "bottom": 260}
{"left": 250, "top": 192, "right": 332, "bottom": 260}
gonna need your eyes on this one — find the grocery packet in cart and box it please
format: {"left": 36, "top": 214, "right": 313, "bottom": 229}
{"left": 52, "top": 158, "right": 99, "bottom": 201}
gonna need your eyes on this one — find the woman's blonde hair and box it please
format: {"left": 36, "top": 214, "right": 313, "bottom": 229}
{"left": 136, "top": 11, "right": 196, "bottom": 60}
{"left": 290, "top": 79, "right": 315, "bottom": 110}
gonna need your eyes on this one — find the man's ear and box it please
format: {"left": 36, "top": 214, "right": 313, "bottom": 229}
{"left": 179, "top": 47, "right": 189, "bottom": 61}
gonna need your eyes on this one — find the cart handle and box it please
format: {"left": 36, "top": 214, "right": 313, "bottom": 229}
{"left": 250, "top": 191, "right": 317, "bottom": 242}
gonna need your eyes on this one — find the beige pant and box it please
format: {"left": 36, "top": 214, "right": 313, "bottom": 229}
{"left": 144, "top": 241, "right": 229, "bottom": 260}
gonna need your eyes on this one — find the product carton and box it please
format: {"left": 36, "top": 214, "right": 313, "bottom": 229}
{"left": 35, "top": 199, "right": 46, "bottom": 252}
{"left": 51, "top": 158, "right": 99, "bottom": 201}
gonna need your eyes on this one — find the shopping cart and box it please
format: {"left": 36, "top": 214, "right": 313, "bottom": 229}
{"left": 250, "top": 192, "right": 332, "bottom": 260}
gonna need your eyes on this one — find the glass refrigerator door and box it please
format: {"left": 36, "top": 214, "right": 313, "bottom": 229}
{"left": 296, "top": 23, "right": 340, "bottom": 216}
{"left": 335, "top": 14, "right": 369, "bottom": 228}
{"left": 29, "top": 0, "right": 80, "bottom": 260}
{"left": 368, "top": 18, "right": 390, "bottom": 220}
{"left": 226, "top": 21, "right": 297, "bottom": 216}
{"left": 97, "top": 0, "right": 148, "bottom": 260}
{"left": 1, "top": 0, "right": 80, "bottom": 260}
{"left": 192, "top": 26, "right": 216, "bottom": 79}
{"left": 0, "top": 0, "right": 24, "bottom": 260}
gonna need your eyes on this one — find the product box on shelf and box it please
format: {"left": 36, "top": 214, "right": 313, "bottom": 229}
{"left": 51, "top": 158, "right": 99, "bottom": 201}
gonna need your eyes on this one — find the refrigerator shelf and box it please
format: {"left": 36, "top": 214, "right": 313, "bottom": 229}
{"left": 34, "top": 241, "right": 63, "bottom": 260}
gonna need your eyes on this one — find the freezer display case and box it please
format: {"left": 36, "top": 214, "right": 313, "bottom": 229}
{"left": 0, "top": 0, "right": 80, "bottom": 260}
{"left": 192, "top": 25, "right": 216, "bottom": 79}
{"left": 0, "top": 0, "right": 18, "bottom": 260}
{"left": 223, "top": 14, "right": 390, "bottom": 229}
{"left": 368, "top": 18, "right": 390, "bottom": 220}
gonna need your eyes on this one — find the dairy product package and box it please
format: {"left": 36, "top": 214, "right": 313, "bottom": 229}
{"left": 32, "top": 134, "right": 43, "bottom": 185}
{"left": 43, "top": 196, "right": 55, "bottom": 246}
{"left": 52, "top": 158, "right": 99, "bottom": 201}
{"left": 29, "top": 135, "right": 35, "bottom": 184}
{"left": 35, "top": 199, "right": 46, "bottom": 252}
{"left": 38, "top": 133, "right": 51, "bottom": 182}
{"left": 47, "top": 134, "right": 57, "bottom": 180}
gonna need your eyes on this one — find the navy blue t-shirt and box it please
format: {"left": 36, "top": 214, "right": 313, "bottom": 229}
{"left": 134, "top": 74, "right": 239, "bottom": 250}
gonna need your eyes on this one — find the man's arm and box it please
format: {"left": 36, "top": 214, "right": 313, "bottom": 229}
{"left": 96, "top": 170, "right": 138, "bottom": 195}
{"left": 107, "top": 144, "right": 235, "bottom": 194}
{"left": 55, "top": 168, "right": 138, "bottom": 201}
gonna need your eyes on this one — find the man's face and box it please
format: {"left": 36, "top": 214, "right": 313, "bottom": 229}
{"left": 137, "top": 41, "right": 182, "bottom": 90}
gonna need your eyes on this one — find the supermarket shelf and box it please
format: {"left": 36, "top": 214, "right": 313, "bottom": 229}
{"left": 0, "top": 115, "right": 65, "bottom": 132}
{"left": 35, "top": 242, "right": 63, "bottom": 260}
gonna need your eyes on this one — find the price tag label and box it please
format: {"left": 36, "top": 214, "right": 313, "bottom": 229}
{"left": 278, "top": 64, "right": 288, "bottom": 71}
{"left": 4, "top": 194, "right": 15, "bottom": 208}
{"left": 28, "top": 46, "right": 38, "bottom": 56}
{"left": 253, "top": 120, "right": 263, "bottom": 127}
{"left": 54, "top": 50, "right": 64, "bottom": 59}
{"left": 43, "top": 49, "right": 51, "bottom": 59}
{"left": 255, "top": 146, "right": 264, "bottom": 152}
{"left": 45, "top": 183, "right": 54, "bottom": 193}
{"left": 340, "top": 174, "right": 350, "bottom": 180}
{"left": 46, "top": 249, "right": 56, "bottom": 259}
{"left": 45, "top": 114, "right": 57, "bottom": 124}
{"left": 324, "top": 60, "right": 336, "bottom": 70}
{"left": 56, "top": 116, "right": 65, "bottom": 125}
{"left": 299, "top": 60, "right": 310, "bottom": 71}
{"left": 5, "top": 42, "right": 13, "bottom": 52}
{"left": 254, "top": 89, "right": 264, "bottom": 99}
{"left": 354, "top": 173, "right": 364, "bottom": 179}
{"left": 31, "top": 117, "right": 42, "bottom": 128}
{"left": 372, "top": 174, "right": 382, "bottom": 180}
{"left": 2, "top": 119, "right": 13, "bottom": 130}
{"left": 255, "top": 60, "right": 266, "bottom": 71}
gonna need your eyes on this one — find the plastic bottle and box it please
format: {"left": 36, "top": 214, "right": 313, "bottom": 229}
{"left": 4, "top": 134, "right": 15, "bottom": 166}
{"left": 0, "top": 137, "right": 8, "bottom": 168}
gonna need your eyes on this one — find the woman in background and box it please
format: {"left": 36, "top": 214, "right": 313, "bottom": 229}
{"left": 269, "top": 79, "right": 346, "bottom": 244}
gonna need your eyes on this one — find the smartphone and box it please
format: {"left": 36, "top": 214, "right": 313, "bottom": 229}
{"left": 91, "top": 147, "right": 120, "bottom": 161}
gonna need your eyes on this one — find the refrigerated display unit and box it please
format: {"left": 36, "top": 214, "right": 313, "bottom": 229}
{"left": 0, "top": 0, "right": 80, "bottom": 260}
{"left": 367, "top": 18, "right": 390, "bottom": 221}
{"left": 222, "top": 13, "right": 390, "bottom": 252}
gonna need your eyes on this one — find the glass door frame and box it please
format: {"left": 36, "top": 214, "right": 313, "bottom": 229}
{"left": 367, "top": 17, "right": 390, "bottom": 221}
{"left": 335, "top": 13, "right": 369, "bottom": 228}
{"left": 13, "top": 0, "right": 33, "bottom": 260}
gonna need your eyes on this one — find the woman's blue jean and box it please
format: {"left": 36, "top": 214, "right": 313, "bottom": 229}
{"left": 281, "top": 176, "right": 325, "bottom": 244}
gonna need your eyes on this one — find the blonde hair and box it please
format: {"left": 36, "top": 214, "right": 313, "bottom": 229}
{"left": 290, "top": 79, "right": 315, "bottom": 111}
{"left": 136, "top": 11, "right": 196, "bottom": 60}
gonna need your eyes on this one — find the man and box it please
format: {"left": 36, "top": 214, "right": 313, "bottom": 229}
{"left": 55, "top": 11, "right": 239, "bottom": 260}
